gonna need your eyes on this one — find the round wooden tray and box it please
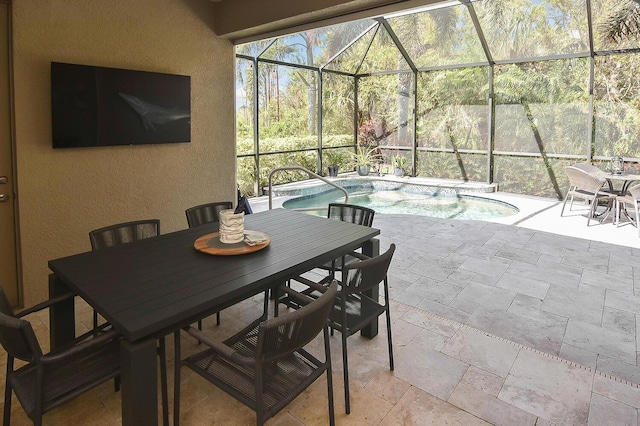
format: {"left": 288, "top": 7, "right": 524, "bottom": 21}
{"left": 194, "top": 230, "right": 270, "bottom": 256}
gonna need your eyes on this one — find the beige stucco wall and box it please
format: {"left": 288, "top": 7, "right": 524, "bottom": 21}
{"left": 12, "top": 0, "right": 235, "bottom": 305}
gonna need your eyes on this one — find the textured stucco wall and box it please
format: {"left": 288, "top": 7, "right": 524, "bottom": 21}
{"left": 12, "top": 0, "right": 235, "bottom": 305}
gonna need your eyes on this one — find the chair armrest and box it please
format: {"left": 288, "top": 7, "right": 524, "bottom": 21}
{"left": 17, "top": 292, "right": 76, "bottom": 318}
{"left": 41, "top": 329, "right": 120, "bottom": 364}
{"left": 347, "top": 251, "right": 370, "bottom": 261}
{"left": 186, "top": 326, "right": 255, "bottom": 367}
{"left": 278, "top": 284, "right": 317, "bottom": 307}
{"left": 291, "top": 276, "right": 332, "bottom": 293}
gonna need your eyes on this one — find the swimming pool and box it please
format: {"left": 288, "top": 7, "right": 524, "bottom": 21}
{"left": 281, "top": 183, "right": 519, "bottom": 220}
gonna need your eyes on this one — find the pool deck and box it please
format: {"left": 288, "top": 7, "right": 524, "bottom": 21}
{"left": 258, "top": 175, "right": 640, "bottom": 249}
{"left": 246, "top": 189, "right": 640, "bottom": 424}
{"left": 252, "top": 176, "right": 640, "bottom": 385}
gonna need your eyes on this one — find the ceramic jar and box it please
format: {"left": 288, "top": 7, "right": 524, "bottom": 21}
{"left": 219, "top": 209, "right": 244, "bottom": 244}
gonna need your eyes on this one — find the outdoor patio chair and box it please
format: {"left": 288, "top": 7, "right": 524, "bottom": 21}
{"left": 561, "top": 166, "right": 617, "bottom": 226}
{"left": 88, "top": 219, "right": 169, "bottom": 425}
{"left": 322, "top": 203, "right": 376, "bottom": 278}
{"left": 185, "top": 201, "right": 233, "bottom": 228}
{"left": 615, "top": 183, "right": 640, "bottom": 237}
{"left": 276, "top": 203, "right": 375, "bottom": 311}
{"left": 276, "top": 244, "right": 395, "bottom": 414}
{"left": 173, "top": 281, "right": 338, "bottom": 426}
{"left": 0, "top": 286, "right": 121, "bottom": 426}
{"left": 185, "top": 201, "right": 233, "bottom": 327}
{"left": 88, "top": 219, "right": 161, "bottom": 332}
{"left": 572, "top": 162, "right": 604, "bottom": 175}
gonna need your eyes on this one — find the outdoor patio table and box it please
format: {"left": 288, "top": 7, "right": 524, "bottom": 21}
{"left": 586, "top": 170, "right": 640, "bottom": 220}
{"left": 47, "top": 208, "right": 380, "bottom": 426}
{"left": 596, "top": 170, "right": 640, "bottom": 195}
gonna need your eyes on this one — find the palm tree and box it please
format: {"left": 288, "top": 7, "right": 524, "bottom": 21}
{"left": 598, "top": 0, "right": 640, "bottom": 45}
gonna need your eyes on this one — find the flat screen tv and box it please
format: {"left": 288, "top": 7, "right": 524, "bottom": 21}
{"left": 51, "top": 62, "right": 191, "bottom": 148}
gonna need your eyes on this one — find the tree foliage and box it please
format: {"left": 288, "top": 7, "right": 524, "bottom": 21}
{"left": 236, "top": 0, "right": 640, "bottom": 199}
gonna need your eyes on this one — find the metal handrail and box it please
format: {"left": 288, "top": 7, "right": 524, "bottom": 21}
{"left": 268, "top": 166, "right": 349, "bottom": 211}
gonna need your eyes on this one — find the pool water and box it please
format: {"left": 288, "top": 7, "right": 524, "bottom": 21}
{"left": 282, "top": 187, "right": 519, "bottom": 220}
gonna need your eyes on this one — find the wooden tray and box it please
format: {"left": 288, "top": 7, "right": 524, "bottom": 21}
{"left": 194, "top": 230, "right": 270, "bottom": 256}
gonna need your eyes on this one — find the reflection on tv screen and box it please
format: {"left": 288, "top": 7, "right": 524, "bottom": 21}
{"left": 51, "top": 62, "right": 191, "bottom": 148}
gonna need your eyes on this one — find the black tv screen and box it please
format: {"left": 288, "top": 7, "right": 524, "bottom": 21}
{"left": 51, "top": 62, "right": 191, "bottom": 148}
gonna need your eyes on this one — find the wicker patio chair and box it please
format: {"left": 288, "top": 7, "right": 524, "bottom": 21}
{"left": 0, "top": 286, "right": 121, "bottom": 426}
{"left": 572, "top": 162, "right": 604, "bottom": 175}
{"left": 185, "top": 201, "right": 233, "bottom": 228}
{"left": 88, "top": 219, "right": 168, "bottom": 425}
{"left": 173, "top": 281, "right": 338, "bottom": 426}
{"left": 615, "top": 183, "right": 640, "bottom": 237}
{"left": 561, "top": 166, "right": 617, "bottom": 226}
{"left": 185, "top": 202, "right": 233, "bottom": 327}
{"left": 277, "top": 244, "right": 396, "bottom": 414}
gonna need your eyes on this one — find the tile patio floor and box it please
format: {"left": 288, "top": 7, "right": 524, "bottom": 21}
{"left": 3, "top": 193, "right": 640, "bottom": 424}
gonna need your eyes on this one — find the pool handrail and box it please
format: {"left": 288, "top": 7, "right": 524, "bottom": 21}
{"left": 268, "top": 166, "right": 349, "bottom": 211}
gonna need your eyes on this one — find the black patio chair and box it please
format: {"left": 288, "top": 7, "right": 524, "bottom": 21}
{"left": 276, "top": 244, "right": 395, "bottom": 414}
{"left": 185, "top": 201, "right": 234, "bottom": 327}
{"left": 185, "top": 201, "right": 233, "bottom": 228}
{"left": 0, "top": 286, "right": 120, "bottom": 426}
{"left": 322, "top": 203, "right": 375, "bottom": 279}
{"left": 277, "top": 203, "right": 375, "bottom": 310}
{"left": 173, "top": 281, "right": 338, "bottom": 426}
{"left": 89, "top": 219, "right": 161, "bottom": 330}
{"left": 88, "top": 219, "right": 168, "bottom": 425}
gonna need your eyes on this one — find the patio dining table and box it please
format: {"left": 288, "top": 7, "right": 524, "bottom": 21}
{"left": 586, "top": 170, "right": 640, "bottom": 220}
{"left": 47, "top": 208, "right": 380, "bottom": 426}
{"left": 595, "top": 170, "right": 640, "bottom": 195}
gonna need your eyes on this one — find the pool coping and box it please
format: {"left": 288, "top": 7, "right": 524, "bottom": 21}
{"left": 261, "top": 174, "right": 559, "bottom": 226}
{"left": 267, "top": 173, "right": 499, "bottom": 197}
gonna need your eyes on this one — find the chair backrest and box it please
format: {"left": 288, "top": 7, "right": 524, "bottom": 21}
{"left": 89, "top": 219, "right": 160, "bottom": 250}
{"left": 629, "top": 183, "right": 640, "bottom": 200}
{"left": 572, "top": 162, "right": 602, "bottom": 175}
{"left": 327, "top": 203, "right": 375, "bottom": 227}
{"left": 564, "top": 166, "right": 606, "bottom": 193}
{"left": 341, "top": 244, "right": 395, "bottom": 295}
{"left": 257, "top": 281, "right": 337, "bottom": 363}
{"left": 0, "top": 287, "right": 42, "bottom": 363}
{"left": 185, "top": 201, "right": 233, "bottom": 228}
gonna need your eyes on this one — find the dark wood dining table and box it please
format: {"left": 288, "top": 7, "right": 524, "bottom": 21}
{"left": 47, "top": 208, "right": 380, "bottom": 426}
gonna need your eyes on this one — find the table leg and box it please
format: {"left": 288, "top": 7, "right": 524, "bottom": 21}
{"left": 361, "top": 238, "right": 380, "bottom": 339}
{"left": 121, "top": 338, "right": 159, "bottom": 426}
{"left": 48, "top": 274, "right": 75, "bottom": 350}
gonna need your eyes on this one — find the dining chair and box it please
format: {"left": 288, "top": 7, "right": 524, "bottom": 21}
{"left": 185, "top": 201, "right": 233, "bottom": 327}
{"left": 185, "top": 201, "right": 233, "bottom": 228}
{"left": 0, "top": 286, "right": 121, "bottom": 426}
{"left": 615, "top": 183, "right": 640, "bottom": 236}
{"left": 572, "top": 162, "right": 603, "bottom": 175}
{"left": 276, "top": 203, "right": 375, "bottom": 311}
{"left": 561, "top": 166, "right": 617, "bottom": 226}
{"left": 276, "top": 244, "right": 396, "bottom": 414}
{"left": 173, "top": 281, "right": 338, "bottom": 426}
{"left": 325, "top": 203, "right": 375, "bottom": 275}
{"left": 88, "top": 219, "right": 169, "bottom": 425}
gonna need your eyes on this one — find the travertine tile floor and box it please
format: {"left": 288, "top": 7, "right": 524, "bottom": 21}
{"left": 4, "top": 203, "right": 640, "bottom": 424}
{"left": 2, "top": 293, "right": 639, "bottom": 425}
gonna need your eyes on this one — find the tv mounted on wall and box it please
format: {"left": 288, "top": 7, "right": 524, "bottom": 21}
{"left": 51, "top": 62, "right": 191, "bottom": 148}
